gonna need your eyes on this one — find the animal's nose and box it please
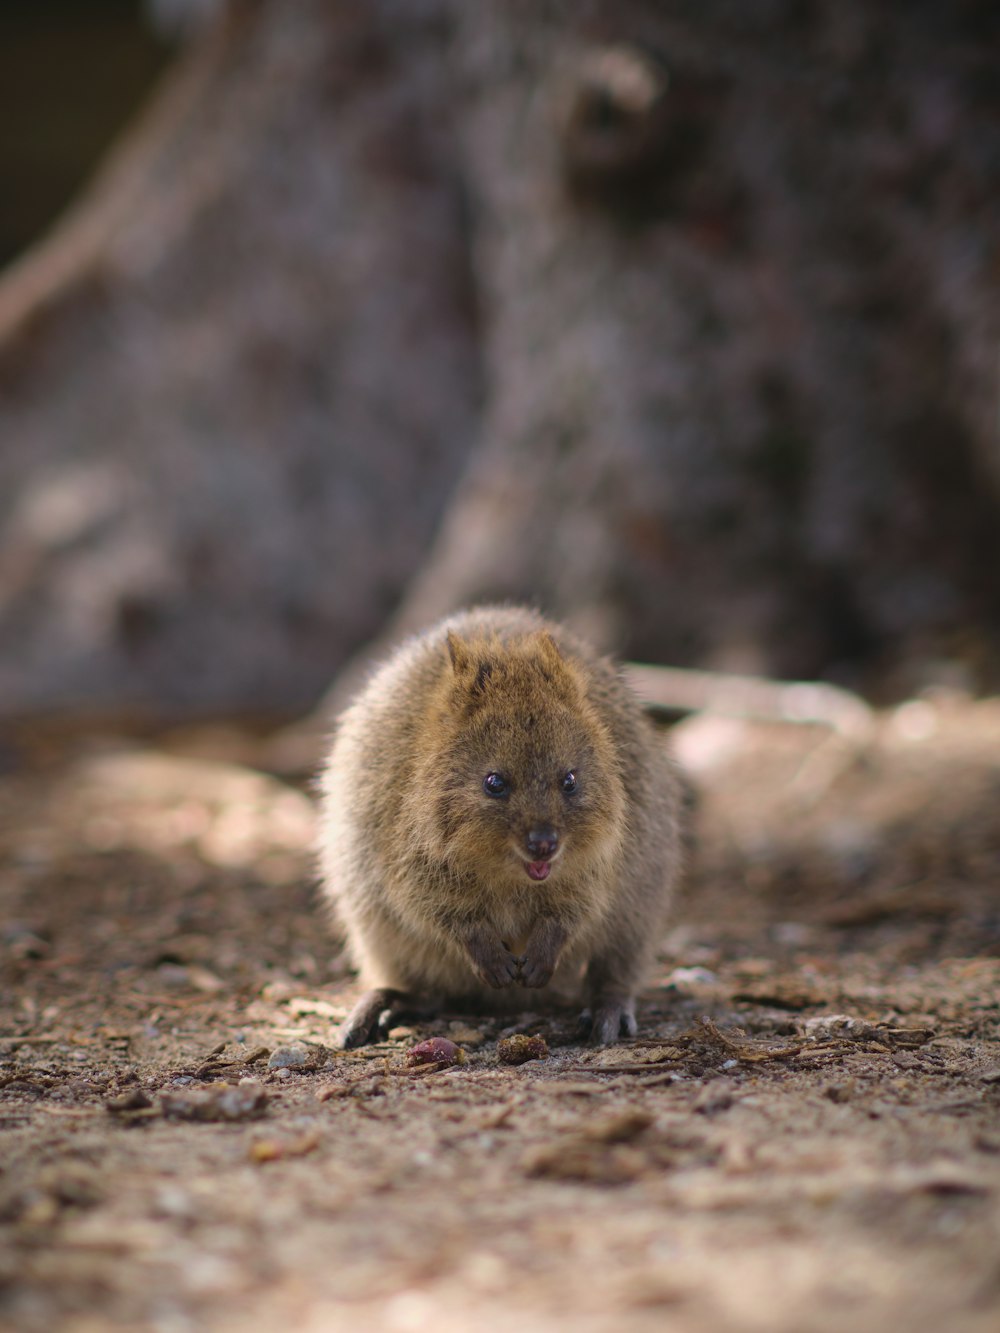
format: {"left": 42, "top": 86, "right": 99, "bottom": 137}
{"left": 526, "top": 828, "right": 559, "bottom": 860}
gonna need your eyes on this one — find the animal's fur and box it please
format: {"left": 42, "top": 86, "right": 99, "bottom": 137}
{"left": 319, "top": 606, "right": 681, "bottom": 1045}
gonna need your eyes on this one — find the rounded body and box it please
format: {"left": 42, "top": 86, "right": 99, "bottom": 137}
{"left": 319, "top": 606, "right": 681, "bottom": 1042}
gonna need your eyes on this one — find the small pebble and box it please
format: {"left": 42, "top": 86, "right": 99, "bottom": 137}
{"left": 665, "top": 966, "right": 718, "bottom": 987}
{"left": 159, "top": 1081, "right": 268, "bottom": 1122}
{"left": 156, "top": 964, "right": 192, "bottom": 988}
{"left": 825, "top": 1080, "right": 856, "bottom": 1104}
{"left": 267, "top": 1045, "right": 307, "bottom": 1070}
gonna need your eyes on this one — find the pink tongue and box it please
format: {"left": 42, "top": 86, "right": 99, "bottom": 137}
{"left": 526, "top": 861, "right": 551, "bottom": 881}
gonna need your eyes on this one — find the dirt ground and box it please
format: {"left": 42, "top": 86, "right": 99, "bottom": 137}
{"left": 1, "top": 694, "right": 999, "bottom": 1333}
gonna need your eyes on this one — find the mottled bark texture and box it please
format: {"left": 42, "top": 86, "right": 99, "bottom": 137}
{"left": 1, "top": 0, "right": 998, "bottom": 718}
{"left": 398, "top": 0, "right": 1000, "bottom": 692}
{"left": 0, "top": 0, "right": 479, "bottom": 714}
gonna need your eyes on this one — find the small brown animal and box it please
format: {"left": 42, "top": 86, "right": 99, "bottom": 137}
{"left": 319, "top": 606, "right": 681, "bottom": 1046}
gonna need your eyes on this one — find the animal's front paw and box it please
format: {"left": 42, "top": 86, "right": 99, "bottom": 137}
{"left": 519, "top": 953, "right": 555, "bottom": 989}
{"left": 464, "top": 929, "right": 521, "bottom": 989}
{"left": 517, "top": 918, "right": 567, "bottom": 989}
{"left": 477, "top": 949, "right": 522, "bottom": 989}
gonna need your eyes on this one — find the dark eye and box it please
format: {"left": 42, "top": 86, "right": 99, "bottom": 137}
{"left": 483, "top": 772, "right": 508, "bottom": 797}
{"left": 561, "top": 771, "right": 578, "bottom": 793}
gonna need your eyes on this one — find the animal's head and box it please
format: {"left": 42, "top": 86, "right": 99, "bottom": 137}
{"left": 413, "top": 627, "right": 626, "bottom": 884}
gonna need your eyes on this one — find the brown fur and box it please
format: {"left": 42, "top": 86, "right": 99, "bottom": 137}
{"left": 319, "top": 606, "right": 681, "bottom": 1046}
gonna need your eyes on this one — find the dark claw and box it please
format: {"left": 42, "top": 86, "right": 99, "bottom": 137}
{"left": 472, "top": 955, "right": 520, "bottom": 989}
{"left": 337, "top": 987, "right": 408, "bottom": 1049}
{"left": 339, "top": 1017, "right": 378, "bottom": 1049}
{"left": 519, "top": 957, "right": 556, "bottom": 989}
{"left": 517, "top": 919, "right": 567, "bottom": 990}
{"left": 466, "top": 929, "right": 520, "bottom": 988}
{"left": 479, "top": 951, "right": 520, "bottom": 988}
{"left": 588, "top": 998, "right": 637, "bottom": 1045}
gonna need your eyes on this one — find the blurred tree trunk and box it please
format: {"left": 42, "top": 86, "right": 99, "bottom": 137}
{"left": 0, "top": 0, "right": 481, "bottom": 715}
{"left": 395, "top": 0, "right": 1000, "bottom": 695}
{"left": 1, "top": 0, "right": 998, "bottom": 720}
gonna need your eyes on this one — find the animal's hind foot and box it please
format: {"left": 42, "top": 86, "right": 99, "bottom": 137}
{"left": 577, "top": 997, "right": 637, "bottom": 1045}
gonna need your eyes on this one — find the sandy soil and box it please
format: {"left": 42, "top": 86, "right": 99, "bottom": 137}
{"left": 1, "top": 696, "right": 998, "bottom": 1333}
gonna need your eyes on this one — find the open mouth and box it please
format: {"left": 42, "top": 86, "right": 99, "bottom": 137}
{"left": 524, "top": 860, "right": 552, "bottom": 882}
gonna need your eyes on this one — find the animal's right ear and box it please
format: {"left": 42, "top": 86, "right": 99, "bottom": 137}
{"left": 446, "top": 630, "right": 471, "bottom": 675}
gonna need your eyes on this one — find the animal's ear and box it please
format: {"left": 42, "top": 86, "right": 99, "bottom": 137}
{"left": 533, "top": 630, "right": 564, "bottom": 670}
{"left": 530, "top": 629, "right": 583, "bottom": 699}
{"left": 447, "top": 631, "right": 495, "bottom": 698}
{"left": 446, "top": 630, "right": 471, "bottom": 674}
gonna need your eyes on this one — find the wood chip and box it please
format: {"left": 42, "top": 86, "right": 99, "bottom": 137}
{"left": 249, "top": 1132, "right": 320, "bottom": 1163}
{"left": 534, "top": 1080, "right": 615, "bottom": 1095}
{"left": 522, "top": 1140, "right": 647, "bottom": 1184}
{"left": 580, "top": 1109, "right": 654, "bottom": 1143}
{"left": 105, "top": 1089, "right": 154, "bottom": 1113}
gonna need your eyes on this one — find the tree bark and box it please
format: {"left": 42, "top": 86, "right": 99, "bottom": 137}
{"left": 1, "top": 0, "right": 998, "bottom": 719}
{"left": 393, "top": 0, "right": 1000, "bottom": 694}
{"left": 0, "top": 0, "right": 480, "bottom": 715}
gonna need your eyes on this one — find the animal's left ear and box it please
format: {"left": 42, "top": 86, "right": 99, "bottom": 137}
{"left": 448, "top": 630, "right": 495, "bottom": 697}
{"left": 530, "top": 629, "right": 585, "bottom": 700}
{"left": 533, "top": 630, "right": 564, "bottom": 669}
{"left": 446, "top": 630, "right": 471, "bottom": 675}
